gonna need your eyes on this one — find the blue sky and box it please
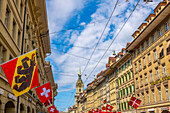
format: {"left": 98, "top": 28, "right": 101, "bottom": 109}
{"left": 45, "top": 0, "right": 161, "bottom": 111}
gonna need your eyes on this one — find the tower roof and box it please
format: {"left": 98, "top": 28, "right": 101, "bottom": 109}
{"left": 76, "top": 66, "right": 84, "bottom": 86}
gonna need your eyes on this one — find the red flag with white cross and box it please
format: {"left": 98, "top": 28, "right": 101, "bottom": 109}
{"left": 48, "top": 105, "right": 56, "bottom": 113}
{"left": 106, "top": 104, "right": 113, "bottom": 111}
{"left": 35, "top": 82, "right": 52, "bottom": 103}
{"left": 128, "top": 96, "right": 141, "bottom": 109}
{"left": 91, "top": 109, "right": 96, "bottom": 113}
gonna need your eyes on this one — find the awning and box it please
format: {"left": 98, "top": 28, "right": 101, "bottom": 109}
{"left": 141, "top": 111, "right": 146, "bottom": 113}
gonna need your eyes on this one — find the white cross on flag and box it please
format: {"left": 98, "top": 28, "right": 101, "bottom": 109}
{"left": 48, "top": 105, "right": 56, "bottom": 113}
{"left": 106, "top": 104, "right": 113, "bottom": 111}
{"left": 35, "top": 82, "right": 52, "bottom": 103}
{"left": 128, "top": 97, "right": 141, "bottom": 109}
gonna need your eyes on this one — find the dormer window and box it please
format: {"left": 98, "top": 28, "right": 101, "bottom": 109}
{"left": 158, "top": 29, "right": 162, "bottom": 37}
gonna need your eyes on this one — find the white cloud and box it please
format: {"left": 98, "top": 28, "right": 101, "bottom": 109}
{"left": 47, "top": 0, "right": 160, "bottom": 92}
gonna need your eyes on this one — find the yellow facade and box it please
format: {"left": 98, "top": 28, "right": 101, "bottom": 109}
{"left": 0, "top": 0, "right": 57, "bottom": 113}
{"left": 127, "top": 1, "right": 170, "bottom": 113}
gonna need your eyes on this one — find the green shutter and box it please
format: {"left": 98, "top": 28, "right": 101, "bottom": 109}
{"left": 127, "top": 101, "right": 130, "bottom": 109}
{"left": 126, "top": 87, "right": 128, "bottom": 95}
{"left": 121, "top": 103, "right": 123, "bottom": 110}
{"left": 125, "top": 74, "right": 128, "bottom": 81}
{"left": 121, "top": 90, "right": 122, "bottom": 97}
{"left": 129, "top": 72, "right": 131, "bottom": 79}
{"left": 122, "top": 76, "right": 124, "bottom": 83}
{"left": 124, "top": 102, "right": 126, "bottom": 110}
{"left": 130, "top": 86, "right": 132, "bottom": 94}
{"left": 117, "top": 79, "right": 119, "bottom": 86}
{"left": 119, "top": 103, "right": 121, "bottom": 110}
{"left": 123, "top": 89, "right": 125, "bottom": 96}
{"left": 120, "top": 78, "right": 122, "bottom": 84}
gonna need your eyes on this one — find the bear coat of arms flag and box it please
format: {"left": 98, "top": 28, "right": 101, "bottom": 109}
{"left": 35, "top": 82, "right": 52, "bottom": 103}
{"left": 0, "top": 49, "right": 39, "bottom": 97}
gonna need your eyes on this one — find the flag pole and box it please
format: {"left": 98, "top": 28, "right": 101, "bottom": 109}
{"left": 16, "top": 0, "right": 27, "bottom": 113}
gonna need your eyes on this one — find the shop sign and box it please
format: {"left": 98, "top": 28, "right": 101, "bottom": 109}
{"left": 28, "top": 98, "right": 32, "bottom": 102}
{"left": 8, "top": 93, "right": 17, "bottom": 101}
{"left": 0, "top": 88, "right": 4, "bottom": 95}
{"left": 151, "top": 75, "right": 170, "bottom": 85}
{"left": 148, "top": 109, "right": 155, "bottom": 111}
{"left": 161, "top": 107, "right": 168, "bottom": 111}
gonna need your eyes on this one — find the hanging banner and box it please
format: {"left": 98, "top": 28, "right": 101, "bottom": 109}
{"left": 1, "top": 49, "right": 39, "bottom": 97}
{"left": 35, "top": 82, "right": 52, "bottom": 104}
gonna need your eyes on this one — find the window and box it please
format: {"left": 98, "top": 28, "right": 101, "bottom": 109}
{"left": 152, "top": 35, "right": 155, "bottom": 43}
{"left": 142, "top": 43, "right": 144, "bottom": 51}
{"left": 140, "top": 76, "right": 143, "bottom": 86}
{"left": 159, "top": 45, "right": 164, "bottom": 58}
{"left": 156, "top": 68, "right": 159, "bottom": 79}
{"left": 5, "top": 7, "right": 10, "bottom": 29}
{"left": 129, "top": 86, "right": 132, "bottom": 94}
{"left": 167, "top": 40, "right": 170, "bottom": 54}
{"left": 121, "top": 90, "right": 123, "bottom": 97}
{"left": 119, "top": 103, "right": 121, "bottom": 110}
{"left": 165, "top": 85, "right": 169, "bottom": 101}
{"left": 17, "top": 31, "right": 21, "bottom": 47}
{"left": 118, "top": 91, "right": 120, "bottom": 98}
{"left": 163, "top": 65, "right": 167, "bottom": 76}
{"left": 147, "top": 91, "right": 149, "bottom": 104}
{"left": 0, "top": 45, "right": 6, "bottom": 64}
{"left": 152, "top": 90, "right": 155, "bottom": 103}
{"left": 150, "top": 71, "right": 153, "bottom": 82}
{"left": 136, "top": 79, "right": 139, "bottom": 88}
{"left": 158, "top": 88, "right": 162, "bottom": 101}
{"left": 123, "top": 89, "right": 125, "bottom": 96}
{"left": 135, "top": 63, "right": 137, "bottom": 72}
{"left": 154, "top": 50, "right": 157, "bottom": 60}
{"left": 0, "top": 0, "right": 2, "bottom": 16}
{"left": 137, "top": 47, "right": 140, "bottom": 55}
{"left": 140, "top": 93, "right": 144, "bottom": 105}
{"left": 148, "top": 53, "right": 151, "bottom": 63}
{"left": 147, "top": 39, "right": 150, "bottom": 47}
{"left": 79, "top": 88, "right": 81, "bottom": 92}
{"left": 125, "top": 63, "right": 127, "bottom": 69}
{"left": 158, "top": 29, "right": 162, "bottom": 37}
{"left": 20, "top": 3, "right": 23, "bottom": 17}
{"left": 128, "top": 60, "right": 130, "bottom": 66}
{"left": 134, "top": 51, "right": 136, "bottom": 58}
{"left": 143, "top": 57, "right": 146, "bottom": 66}
{"left": 122, "top": 76, "right": 124, "bottom": 83}
{"left": 125, "top": 74, "right": 127, "bottom": 81}
{"left": 145, "top": 73, "right": 148, "bottom": 84}
{"left": 12, "top": 20, "right": 16, "bottom": 39}
{"left": 139, "top": 61, "right": 141, "bottom": 70}
{"left": 121, "top": 103, "right": 123, "bottom": 111}
{"left": 165, "top": 22, "right": 169, "bottom": 31}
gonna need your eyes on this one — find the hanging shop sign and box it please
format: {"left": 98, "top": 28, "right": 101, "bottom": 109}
{"left": 8, "top": 93, "right": 17, "bottom": 101}
{"left": 151, "top": 75, "right": 170, "bottom": 85}
{"left": 0, "top": 88, "right": 4, "bottom": 95}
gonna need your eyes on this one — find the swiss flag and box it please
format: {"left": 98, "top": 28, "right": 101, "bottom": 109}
{"left": 106, "top": 104, "right": 113, "bottom": 111}
{"left": 35, "top": 82, "right": 52, "bottom": 103}
{"left": 54, "top": 110, "right": 59, "bottom": 113}
{"left": 48, "top": 105, "right": 56, "bottom": 113}
{"left": 128, "top": 97, "right": 141, "bottom": 109}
